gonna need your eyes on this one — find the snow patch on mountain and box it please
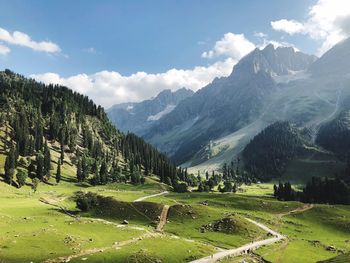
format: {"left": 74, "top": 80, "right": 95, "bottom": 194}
{"left": 272, "top": 70, "right": 310, "bottom": 84}
{"left": 147, "top": 104, "right": 176, "bottom": 121}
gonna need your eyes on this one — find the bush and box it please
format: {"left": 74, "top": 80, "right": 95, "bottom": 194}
{"left": 173, "top": 182, "right": 188, "bottom": 193}
{"left": 74, "top": 192, "right": 99, "bottom": 212}
{"left": 16, "top": 170, "right": 27, "bottom": 188}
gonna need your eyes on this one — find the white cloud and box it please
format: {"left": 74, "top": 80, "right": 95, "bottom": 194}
{"left": 31, "top": 31, "right": 299, "bottom": 108}
{"left": 271, "top": 19, "right": 305, "bottom": 35}
{"left": 0, "top": 44, "right": 10, "bottom": 55}
{"left": 30, "top": 58, "right": 235, "bottom": 108}
{"left": 0, "top": 27, "right": 61, "bottom": 53}
{"left": 201, "top": 33, "right": 255, "bottom": 60}
{"left": 254, "top": 32, "right": 268, "bottom": 38}
{"left": 271, "top": 0, "right": 350, "bottom": 55}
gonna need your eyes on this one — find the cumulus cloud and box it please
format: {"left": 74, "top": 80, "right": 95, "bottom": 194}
{"left": 271, "top": 19, "right": 305, "bottom": 35}
{"left": 201, "top": 33, "right": 255, "bottom": 60}
{"left": 271, "top": 0, "right": 350, "bottom": 55}
{"left": 31, "top": 58, "right": 235, "bottom": 108}
{"left": 0, "top": 44, "right": 10, "bottom": 55}
{"left": 0, "top": 27, "right": 61, "bottom": 53}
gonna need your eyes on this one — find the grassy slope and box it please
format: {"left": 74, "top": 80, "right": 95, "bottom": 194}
{"left": 0, "top": 126, "right": 349, "bottom": 262}
{"left": 256, "top": 205, "right": 350, "bottom": 263}
{"left": 319, "top": 252, "right": 350, "bottom": 263}
{"left": 282, "top": 147, "right": 346, "bottom": 184}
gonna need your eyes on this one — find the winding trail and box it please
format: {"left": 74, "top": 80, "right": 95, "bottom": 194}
{"left": 133, "top": 191, "right": 168, "bottom": 202}
{"left": 190, "top": 204, "right": 314, "bottom": 263}
{"left": 277, "top": 204, "right": 314, "bottom": 219}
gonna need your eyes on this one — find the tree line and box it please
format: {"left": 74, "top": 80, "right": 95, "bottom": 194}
{"left": 274, "top": 177, "right": 350, "bottom": 205}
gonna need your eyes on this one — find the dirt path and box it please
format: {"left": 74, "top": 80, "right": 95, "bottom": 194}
{"left": 133, "top": 191, "right": 168, "bottom": 202}
{"left": 156, "top": 205, "right": 170, "bottom": 232}
{"left": 277, "top": 203, "right": 314, "bottom": 218}
{"left": 190, "top": 218, "right": 285, "bottom": 263}
{"left": 190, "top": 204, "right": 314, "bottom": 263}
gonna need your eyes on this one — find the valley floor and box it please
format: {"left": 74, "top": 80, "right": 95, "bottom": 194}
{"left": 0, "top": 174, "right": 349, "bottom": 263}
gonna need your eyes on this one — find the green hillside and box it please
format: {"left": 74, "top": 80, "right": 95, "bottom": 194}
{"left": 0, "top": 69, "right": 179, "bottom": 190}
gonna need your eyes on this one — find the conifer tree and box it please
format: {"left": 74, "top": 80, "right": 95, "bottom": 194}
{"left": 60, "top": 143, "right": 64, "bottom": 164}
{"left": 36, "top": 153, "right": 44, "bottom": 181}
{"left": 76, "top": 159, "right": 82, "bottom": 182}
{"left": 56, "top": 159, "right": 61, "bottom": 183}
{"left": 43, "top": 141, "right": 51, "bottom": 178}
{"left": 4, "top": 144, "right": 16, "bottom": 185}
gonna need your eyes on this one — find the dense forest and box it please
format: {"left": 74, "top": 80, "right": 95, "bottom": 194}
{"left": 317, "top": 109, "right": 350, "bottom": 158}
{"left": 242, "top": 121, "right": 306, "bottom": 181}
{"left": 274, "top": 176, "right": 350, "bottom": 205}
{"left": 0, "top": 70, "right": 182, "bottom": 190}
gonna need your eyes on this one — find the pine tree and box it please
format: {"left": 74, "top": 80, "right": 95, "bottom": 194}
{"left": 99, "top": 160, "right": 108, "bottom": 185}
{"left": 60, "top": 143, "right": 64, "bottom": 164}
{"left": 4, "top": 144, "right": 16, "bottom": 185}
{"left": 28, "top": 161, "right": 35, "bottom": 179}
{"left": 43, "top": 141, "right": 51, "bottom": 178}
{"left": 76, "top": 159, "right": 82, "bottom": 182}
{"left": 81, "top": 156, "right": 89, "bottom": 181}
{"left": 56, "top": 159, "right": 61, "bottom": 183}
{"left": 36, "top": 153, "right": 44, "bottom": 181}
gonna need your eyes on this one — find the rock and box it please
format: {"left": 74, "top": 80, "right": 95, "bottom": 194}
{"left": 326, "top": 245, "right": 336, "bottom": 251}
{"left": 201, "top": 200, "right": 209, "bottom": 206}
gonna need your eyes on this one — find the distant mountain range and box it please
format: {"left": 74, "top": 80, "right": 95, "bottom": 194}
{"left": 108, "top": 38, "right": 350, "bottom": 175}
{"left": 107, "top": 88, "right": 193, "bottom": 135}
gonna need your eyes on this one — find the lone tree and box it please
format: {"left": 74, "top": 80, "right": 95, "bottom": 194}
{"left": 56, "top": 159, "right": 61, "bottom": 184}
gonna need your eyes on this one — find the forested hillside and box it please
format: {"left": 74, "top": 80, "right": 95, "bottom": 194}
{"left": 242, "top": 121, "right": 307, "bottom": 181}
{"left": 317, "top": 109, "right": 350, "bottom": 158}
{"left": 0, "top": 70, "right": 179, "bottom": 189}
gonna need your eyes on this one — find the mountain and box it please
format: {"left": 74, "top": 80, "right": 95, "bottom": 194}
{"left": 107, "top": 88, "right": 193, "bottom": 135}
{"left": 0, "top": 70, "right": 179, "bottom": 189}
{"left": 309, "top": 37, "right": 350, "bottom": 77}
{"left": 143, "top": 44, "right": 317, "bottom": 168}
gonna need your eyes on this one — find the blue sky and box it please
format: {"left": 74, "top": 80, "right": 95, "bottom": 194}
{"left": 0, "top": 0, "right": 349, "bottom": 107}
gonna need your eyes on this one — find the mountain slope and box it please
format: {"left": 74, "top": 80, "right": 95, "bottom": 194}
{"left": 242, "top": 121, "right": 306, "bottom": 181}
{"left": 0, "top": 70, "right": 178, "bottom": 189}
{"left": 107, "top": 88, "right": 193, "bottom": 135}
{"left": 317, "top": 109, "right": 350, "bottom": 158}
{"left": 144, "top": 45, "right": 317, "bottom": 166}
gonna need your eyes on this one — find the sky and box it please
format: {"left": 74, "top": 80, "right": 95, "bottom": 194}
{"left": 0, "top": 0, "right": 350, "bottom": 108}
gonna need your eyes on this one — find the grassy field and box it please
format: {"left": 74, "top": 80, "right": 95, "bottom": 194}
{"left": 0, "top": 132, "right": 349, "bottom": 263}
